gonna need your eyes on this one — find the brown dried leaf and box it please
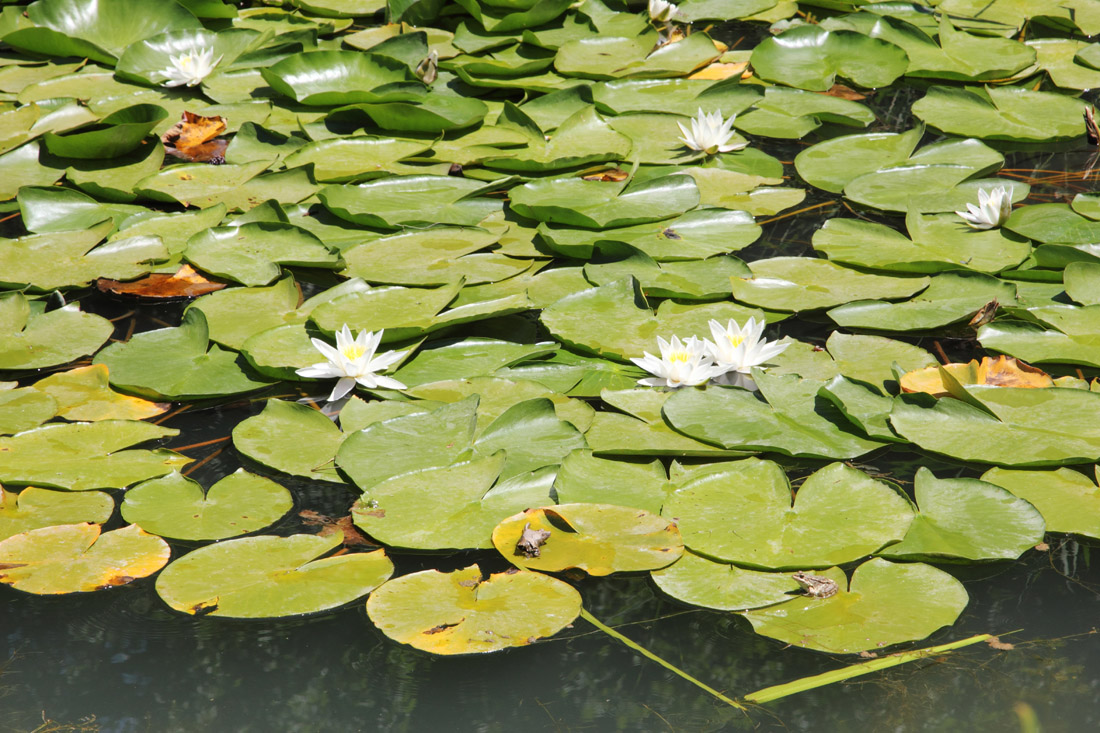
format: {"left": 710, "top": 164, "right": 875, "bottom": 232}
{"left": 987, "top": 636, "right": 1015, "bottom": 651}
{"left": 162, "top": 111, "right": 228, "bottom": 164}
{"left": 96, "top": 265, "right": 226, "bottom": 299}
{"left": 821, "top": 84, "right": 868, "bottom": 101}
{"left": 900, "top": 356, "right": 1054, "bottom": 397}
{"left": 581, "top": 168, "right": 629, "bottom": 182}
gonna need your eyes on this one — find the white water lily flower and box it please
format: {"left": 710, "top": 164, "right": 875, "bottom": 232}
{"left": 704, "top": 317, "right": 789, "bottom": 390}
{"left": 159, "top": 47, "right": 222, "bottom": 87}
{"left": 677, "top": 108, "right": 746, "bottom": 155}
{"left": 955, "top": 185, "right": 1012, "bottom": 230}
{"left": 648, "top": 0, "right": 679, "bottom": 22}
{"left": 296, "top": 325, "right": 407, "bottom": 401}
{"left": 630, "top": 335, "right": 722, "bottom": 388}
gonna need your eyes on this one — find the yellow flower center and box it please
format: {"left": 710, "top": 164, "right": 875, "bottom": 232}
{"left": 727, "top": 334, "right": 744, "bottom": 347}
{"left": 341, "top": 344, "right": 366, "bottom": 360}
{"left": 669, "top": 350, "right": 692, "bottom": 363}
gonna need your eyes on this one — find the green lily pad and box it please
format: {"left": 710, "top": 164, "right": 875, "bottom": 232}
{"left": 93, "top": 309, "right": 272, "bottom": 400}
{"left": 483, "top": 104, "right": 632, "bottom": 172}
{"left": 538, "top": 208, "right": 760, "bottom": 261}
{"left": 663, "top": 372, "right": 890, "bottom": 459}
{"left": 730, "top": 257, "right": 930, "bottom": 312}
{"left": 121, "top": 469, "right": 293, "bottom": 541}
{"left": 0, "top": 486, "right": 114, "bottom": 542}
{"left": 0, "top": 523, "right": 169, "bottom": 595}
{"left": 651, "top": 550, "right": 802, "bottom": 611}
{"left": 43, "top": 104, "right": 167, "bottom": 159}
{"left": 742, "top": 558, "right": 969, "bottom": 653}
{"left": 232, "top": 399, "right": 346, "bottom": 483}
{"left": 664, "top": 460, "right": 912, "bottom": 569}
{"left": 825, "top": 332, "right": 938, "bottom": 396}
{"left": 156, "top": 533, "right": 393, "bottom": 618}
{"left": 318, "top": 175, "right": 502, "bottom": 229}
{"left": 982, "top": 466, "right": 1100, "bottom": 539}
{"left": 553, "top": 450, "right": 668, "bottom": 514}
{"left": 890, "top": 386, "right": 1100, "bottom": 466}
{"left": 282, "top": 137, "right": 432, "bottom": 182}
{"left": 337, "top": 396, "right": 479, "bottom": 491}
{"left": 1065, "top": 262, "right": 1100, "bottom": 306}
{"left": 977, "top": 314, "right": 1100, "bottom": 369}
{"left": 912, "top": 85, "right": 1086, "bottom": 142}
{"left": 184, "top": 222, "right": 338, "bottom": 286}
{"left": 794, "top": 128, "right": 924, "bottom": 194}
{"left": 733, "top": 87, "right": 875, "bottom": 139}
{"left": 510, "top": 174, "right": 699, "bottom": 229}
{"left": 0, "top": 420, "right": 187, "bottom": 491}
{"left": 135, "top": 160, "right": 273, "bottom": 209}
{"left": 32, "top": 365, "right": 169, "bottom": 422}
{"left": 555, "top": 32, "right": 720, "bottom": 80}
{"left": 261, "top": 50, "right": 418, "bottom": 106}
{"left": 877, "top": 468, "right": 1044, "bottom": 562}
{"left": 492, "top": 503, "right": 683, "bottom": 575}
{"left": 391, "top": 338, "right": 558, "bottom": 387}
{"left": 353, "top": 92, "right": 489, "bottom": 133}
{"left": 366, "top": 564, "right": 581, "bottom": 655}
{"left": 829, "top": 271, "right": 1017, "bottom": 332}
{"left": 813, "top": 213, "right": 1031, "bottom": 275}
{"left": 585, "top": 251, "right": 749, "bottom": 301}
{"left": 591, "top": 77, "right": 760, "bottom": 117}
{"left": 750, "top": 25, "right": 908, "bottom": 92}
{"left": 352, "top": 454, "right": 554, "bottom": 550}
{"left": 541, "top": 277, "right": 768, "bottom": 362}
{"left": 7, "top": 0, "right": 203, "bottom": 61}
{"left": 0, "top": 292, "right": 114, "bottom": 370}
{"left": 0, "top": 388, "right": 57, "bottom": 435}
{"left": 1004, "top": 203, "right": 1100, "bottom": 244}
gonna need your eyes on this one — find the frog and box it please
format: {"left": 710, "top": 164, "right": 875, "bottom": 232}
{"left": 791, "top": 571, "right": 839, "bottom": 599}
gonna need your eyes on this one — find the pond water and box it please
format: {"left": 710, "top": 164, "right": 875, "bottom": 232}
{"left": 4, "top": 1, "right": 1100, "bottom": 731}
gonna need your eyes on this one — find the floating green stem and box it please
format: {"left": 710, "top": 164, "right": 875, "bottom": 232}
{"left": 579, "top": 607, "right": 747, "bottom": 712}
{"left": 744, "top": 633, "right": 994, "bottom": 704}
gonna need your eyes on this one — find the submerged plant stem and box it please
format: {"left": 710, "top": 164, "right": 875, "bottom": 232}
{"left": 743, "top": 633, "right": 994, "bottom": 704}
{"left": 579, "top": 608, "right": 747, "bottom": 712}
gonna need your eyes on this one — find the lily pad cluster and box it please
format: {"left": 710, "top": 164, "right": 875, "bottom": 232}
{"left": 0, "top": 0, "right": 1097, "bottom": 687}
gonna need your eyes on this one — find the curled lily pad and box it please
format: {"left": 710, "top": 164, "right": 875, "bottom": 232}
{"left": 121, "top": 469, "right": 293, "bottom": 541}
{"left": 0, "top": 486, "right": 114, "bottom": 542}
{"left": 261, "top": 50, "right": 419, "bottom": 106}
{"left": 366, "top": 564, "right": 581, "bottom": 655}
{"left": 0, "top": 523, "right": 169, "bottom": 595}
{"left": 156, "top": 533, "right": 393, "bottom": 618}
{"left": 663, "top": 460, "right": 912, "bottom": 569}
{"left": 492, "top": 503, "right": 683, "bottom": 576}
{"left": 742, "top": 558, "right": 969, "bottom": 654}
{"left": 42, "top": 104, "right": 167, "bottom": 159}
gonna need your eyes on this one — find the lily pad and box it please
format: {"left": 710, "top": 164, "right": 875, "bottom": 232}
{"left": 352, "top": 454, "right": 554, "bottom": 550}
{"left": 742, "top": 558, "right": 969, "bottom": 653}
{"left": 94, "top": 309, "right": 272, "bottom": 400}
{"left": 492, "top": 503, "right": 683, "bottom": 576}
{"left": 261, "top": 50, "right": 417, "bottom": 106}
{"left": 510, "top": 174, "right": 699, "bottom": 230}
{"left": 156, "top": 533, "right": 393, "bottom": 618}
{"left": 318, "top": 175, "right": 502, "bottom": 229}
{"left": 0, "top": 523, "right": 168, "bottom": 595}
{"left": 32, "top": 365, "right": 169, "bottom": 422}
{"left": 184, "top": 222, "right": 339, "bottom": 286}
{"left": 0, "top": 293, "right": 114, "bottom": 371}
{"left": 982, "top": 466, "right": 1100, "bottom": 539}
{"left": 0, "top": 486, "right": 114, "bottom": 542}
{"left": 0, "top": 420, "right": 187, "bottom": 491}
{"left": 651, "top": 550, "right": 802, "bottom": 611}
{"left": 750, "top": 25, "right": 908, "bottom": 92}
{"left": 890, "top": 386, "right": 1100, "bottom": 466}
{"left": 232, "top": 399, "right": 346, "bottom": 483}
{"left": 729, "top": 257, "right": 930, "bottom": 312}
{"left": 121, "top": 469, "right": 293, "bottom": 541}
{"left": 664, "top": 460, "right": 912, "bottom": 569}
{"left": 912, "top": 85, "right": 1086, "bottom": 142}
{"left": 366, "top": 564, "right": 581, "bottom": 655}
{"left": 878, "top": 468, "right": 1044, "bottom": 561}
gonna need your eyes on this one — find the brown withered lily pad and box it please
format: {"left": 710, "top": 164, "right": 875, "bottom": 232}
{"left": 901, "top": 356, "right": 1054, "bottom": 397}
{"left": 97, "top": 265, "right": 227, "bottom": 299}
